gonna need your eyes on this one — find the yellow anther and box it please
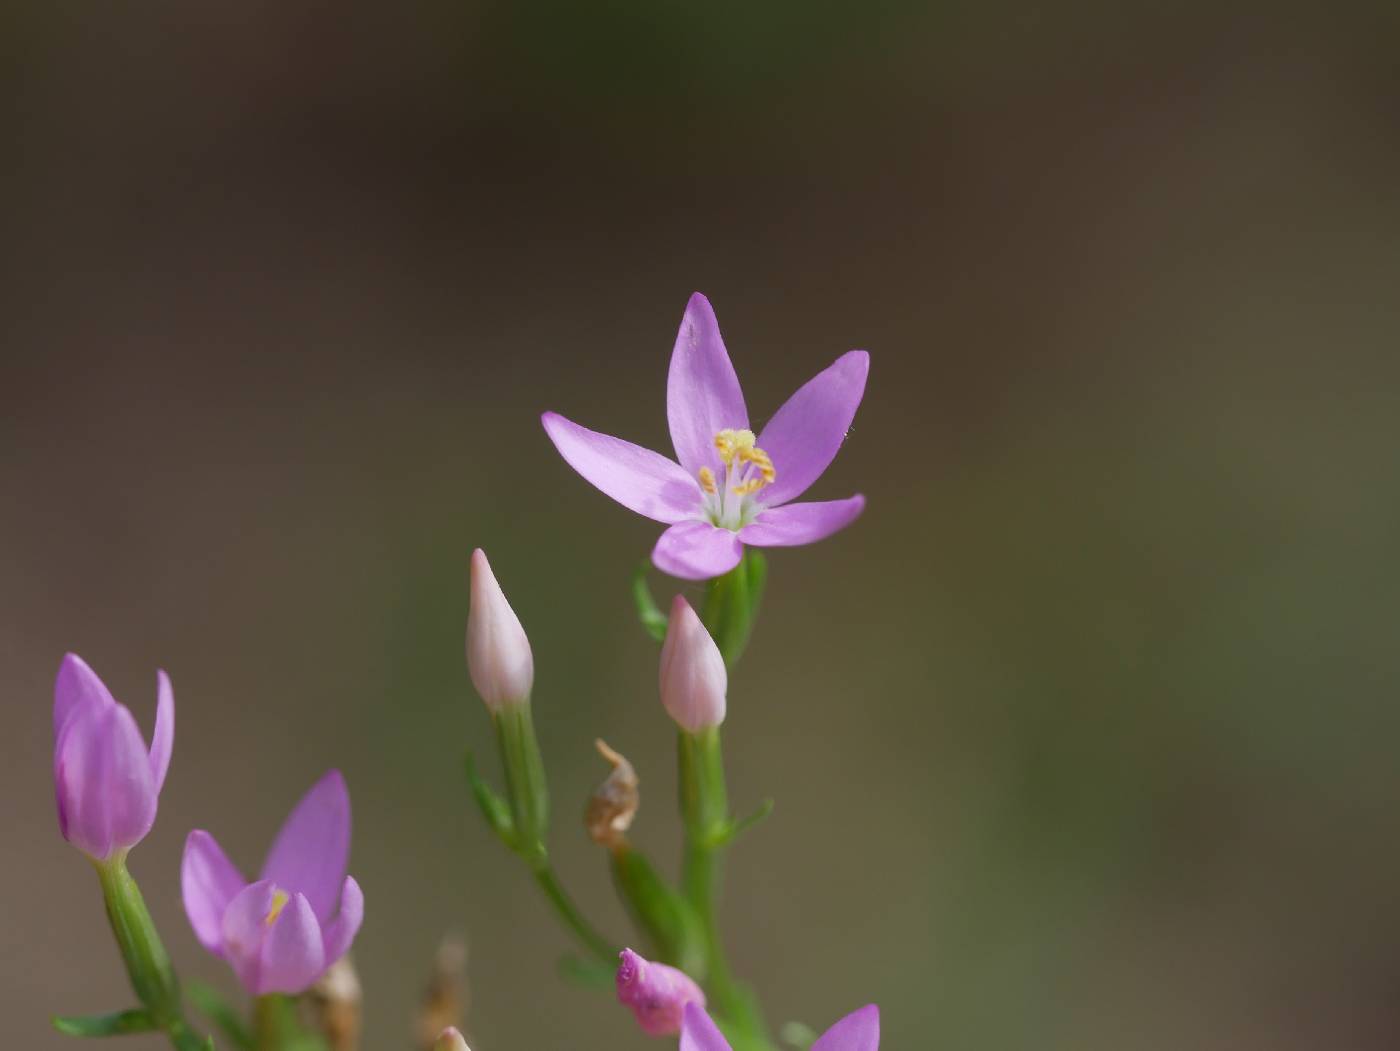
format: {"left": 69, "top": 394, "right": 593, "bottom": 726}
{"left": 739, "top": 446, "right": 776, "bottom": 484}
{"left": 714, "top": 428, "right": 756, "bottom": 466}
{"left": 264, "top": 889, "right": 291, "bottom": 927}
{"left": 698, "top": 466, "right": 717, "bottom": 494}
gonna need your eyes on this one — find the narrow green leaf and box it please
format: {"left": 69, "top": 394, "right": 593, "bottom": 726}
{"left": 631, "top": 561, "right": 669, "bottom": 642}
{"left": 725, "top": 798, "right": 775, "bottom": 843}
{"left": 52, "top": 1009, "right": 156, "bottom": 1037}
{"left": 186, "top": 981, "right": 253, "bottom": 1050}
{"left": 465, "top": 752, "right": 517, "bottom": 850}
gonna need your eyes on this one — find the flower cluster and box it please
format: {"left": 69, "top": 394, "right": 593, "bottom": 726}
{"left": 47, "top": 293, "right": 878, "bottom": 1051}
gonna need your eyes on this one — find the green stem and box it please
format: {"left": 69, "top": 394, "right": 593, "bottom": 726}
{"left": 252, "top": 995, "right": 319, "bottom": 1051}
{"left": 677, "top": 730, "right": 774, "bottom": 1051}
{"left": 531, "top": 863, "right": 617, "bottom": 962}
{"left": 94, "top": 855, "right": 209, "bottom": 1051}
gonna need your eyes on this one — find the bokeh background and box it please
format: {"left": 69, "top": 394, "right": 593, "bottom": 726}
{"left": 5, "top": 3, "right": 1400, "bottom": 1049}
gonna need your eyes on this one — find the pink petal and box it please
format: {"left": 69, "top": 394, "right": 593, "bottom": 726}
{"left": 542, "top": 412, "right": 703, "bottom": 523}
{"left": 261, "top": 770, "right": 351, "bottom": 925}
{"left": 755, "top": 350, "right": 869, "bottom": 506}
{"left": 221, "top": 881, "right": 278, "bottom": 993}
{"left": 680, "top": 1003, "right": 733, "bottom": 1051}
{"left": 667, "top": 293, "right": 749, "bottom": 477}
{"left": 182, "top": 831, "right": 248, "bottom": 956}
{"left": 739, "top": 496, "right": 866, "bottom": 548}
{"left": 149, "top": 670, "right": 174, "bottom": 793}
{"left": 256, "top": 892, "right": 325, "bottom": 995}
{"left": 651, "top": 521, "right": 744, "bottom": 580}
{"left": 811, "top": 1004, "right": 880, "bottom": 1051}
{"left": 54, "top": 652, "right": 115, "bottom": 738}
{"left": 55, "top": 702, "right": 158, "bottom": 859}
{"left": 320, "top": 876, "right": 364, "bottom": 965}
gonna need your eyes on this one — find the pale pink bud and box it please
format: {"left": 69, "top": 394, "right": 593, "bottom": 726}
{"left": 467, "top": 549, "right": 534, "bottom": 711}
{"left": 616, "top": 948, "right": 706, "bottom": 1036}
{"left": 433, "top": 1027, "right": 472, "bottom": 1051}
{"left": 658, "top": 596, "right": 726, "bottom": 732}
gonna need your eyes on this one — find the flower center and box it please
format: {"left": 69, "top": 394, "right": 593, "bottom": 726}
{"left": 264, "top": 888, "right": 290, "bottom": 927}
{"left": 698, "top": 428, "right": 777, "bottom": 530}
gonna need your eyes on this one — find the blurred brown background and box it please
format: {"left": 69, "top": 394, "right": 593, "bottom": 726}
{"left": 4, "top": 3, "right": 1400, "bottom": 1049}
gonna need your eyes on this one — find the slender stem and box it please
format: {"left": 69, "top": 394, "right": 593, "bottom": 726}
{"left": 677, "top": 730, "right": 775, "bottom": 1051}
{"left": 531, "top": 863, "right": 617, "bottom": 962}
{"left": 94, "top": 855, "right": 209, "bottom": 1051}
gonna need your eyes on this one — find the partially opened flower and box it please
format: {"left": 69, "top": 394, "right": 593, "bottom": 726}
{"left": 52, "top": 653, "right": 174, "bottom": 861}
{"left": 182, "top": 770, "right": 364, "bottom": 996}
{"left": 680, "top": 1002, "right": 878, "bottom": 1051}
{"left": 617, "top": 948, "right": 706, "bottom": 1036}
{"left": 543, "top": 293, "right": 868, "bottom": 580}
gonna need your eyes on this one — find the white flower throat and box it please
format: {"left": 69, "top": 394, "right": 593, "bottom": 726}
{"left": 698, "top": 428, "right": 776, "bottom": 530}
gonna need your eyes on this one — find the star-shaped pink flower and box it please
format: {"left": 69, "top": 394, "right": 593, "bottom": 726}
{"left": 543, "top": 293, "right": 868, "bottom": 580}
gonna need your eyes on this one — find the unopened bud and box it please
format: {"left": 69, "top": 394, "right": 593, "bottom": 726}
{"left": 616, "top": 948, "right": 706, "bottom": 1036}
{"left": 467, "top": 549, "right": 534, "bottom": 711}
{"left": 433, "top": 1027, "right": 471, "bottom": 1051}
{"left": 658, "top": 596, "right": 726, "bottom": 732}
{"left": 586, "top": 739, "right": 639, "bottom": 849}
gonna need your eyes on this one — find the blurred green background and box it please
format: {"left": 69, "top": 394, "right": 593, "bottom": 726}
{"left": 5, "top": 2, "right": 1400, "bottom": 1048}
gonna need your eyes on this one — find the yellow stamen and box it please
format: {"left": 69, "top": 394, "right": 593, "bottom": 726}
{"left": 698, "top": 466, "right": 717, "bottom": 494}
{"left": 264, "top": 889, "right": 290, "bottom": 927}
{"left": 715, "top": 428, "right": 756, "bottom": 466}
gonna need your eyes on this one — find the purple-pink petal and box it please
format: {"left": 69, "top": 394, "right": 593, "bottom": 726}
{"left": 320, "top": 876, "right": 364, "bottom": 965}
{"left": 652, "top": 521, "right": 744, "bottom": 580}
{"left": 53, "top": 652, "right": 114, "bottom": 737}
{"left": 739, "top": 495, "right": 866, "bottom": 548}
{"left": 181, "top": 830, "right": 248, "bottom": 956}
{"left": 667, "top": 292, "right": 749, "bottom": 478}
{"left": 257, "top": 892, "right": 325, "bottom": 995}
{"left": 149, "top": 670, "right": 174, "bottom": 793}
{"left": 680, "top": 1004, "right": 732, "bottom": 1051}
{"left": 756, "top": 350, "right": 869, "bottom": 506}
{"left": 55, "top": 702, "right": 158, "bottom": 860}
{"left": 542, "top": 412, "right": 702, "bottom": 524}
{"left": 811, "top": 1004, "right": 880, "bottom": 1051}
{"left": 222, "top": 880, "right": 279, "bottom": 993}
{"left": 261, "top": 770, "right": 351, "bottom": 925}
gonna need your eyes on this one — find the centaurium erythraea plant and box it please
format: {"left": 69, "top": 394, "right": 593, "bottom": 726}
{"left": 52, "top": 653, "right": 174, "bottom": 861}
{"left": 181, "top": 769, "right": 364, "bottom": 996}
{"left": 543, "top": 293, "right": 868, "bottom": 580}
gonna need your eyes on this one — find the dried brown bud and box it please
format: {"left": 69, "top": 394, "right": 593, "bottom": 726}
{"left": 585, "top": 738, "right": 639, "bottom": 850}
{"left": 416, "top": 936, "right": 468, "bottom": 1051}
{"left": 310, "top": 955, "right": 362, "bottom": 1051}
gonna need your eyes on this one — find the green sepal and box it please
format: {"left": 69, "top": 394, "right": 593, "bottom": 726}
{"left": 632, "top": 561, "right": 670, "bottom": 642}
{"left": 186, "top": 981, "right": 253, "bottom": 1050}
{"left": 493, "top": 704, "right": 550, "bottom": 865}
{"left": 723, "top": 798, "right": 774, "bottom": 844}
{"left": 610, "top": 845, "right": 708, "bottom": 977}
{"left": 701, "top": 550, "right": 766, "bottom": 667}
{"left": 52, "top": 1009, "right": 157, "bottom": 1037}
{"left": 465, "top": 751, "right": 517, "bottom": 851}
{"left": 556, "top": 953, "right": 616, "bottom": 989}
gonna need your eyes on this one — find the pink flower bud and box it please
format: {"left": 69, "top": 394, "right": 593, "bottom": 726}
{"left": 52, "top": 654, "right": 174, "bottom": 861}
{"left": 434, "top": 1027, "right": 472, "bottom": 1051}
{"left": 466, "top": 549, "right": 534, "bottom": 711}
{"left": 616, "top": 948, "right": 706, "bottom": 1036}
{"left": 658, "top": 596, "right": 726, "bottom": 732}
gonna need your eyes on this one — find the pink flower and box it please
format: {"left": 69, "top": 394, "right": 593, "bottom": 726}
{"left": 681, "top": 1002, "right": 879, "bottom": 1051}
{"left": 52, "top": 654, "right": 174, "bottom": 861}
{"left": 543, "top": 294, "right": 868, "bottom": 580}
{"left": 617, "top": 948, "right": 706, "bottom": 1036}
{"left": 181, "top": 771, "right": 364, "bottom": 995}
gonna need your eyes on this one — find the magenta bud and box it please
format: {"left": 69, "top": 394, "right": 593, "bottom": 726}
{"left": 658, "top": 597, "right": 727, "bottom": 732}
{"left": 467, "top": 549, "right": 535, "bottom": 711}
{"left": 52, "top": 654, "right": 174, "bottom": 861}
{"left": 616, "top": 947, "right": 706, "bottom": 1036}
